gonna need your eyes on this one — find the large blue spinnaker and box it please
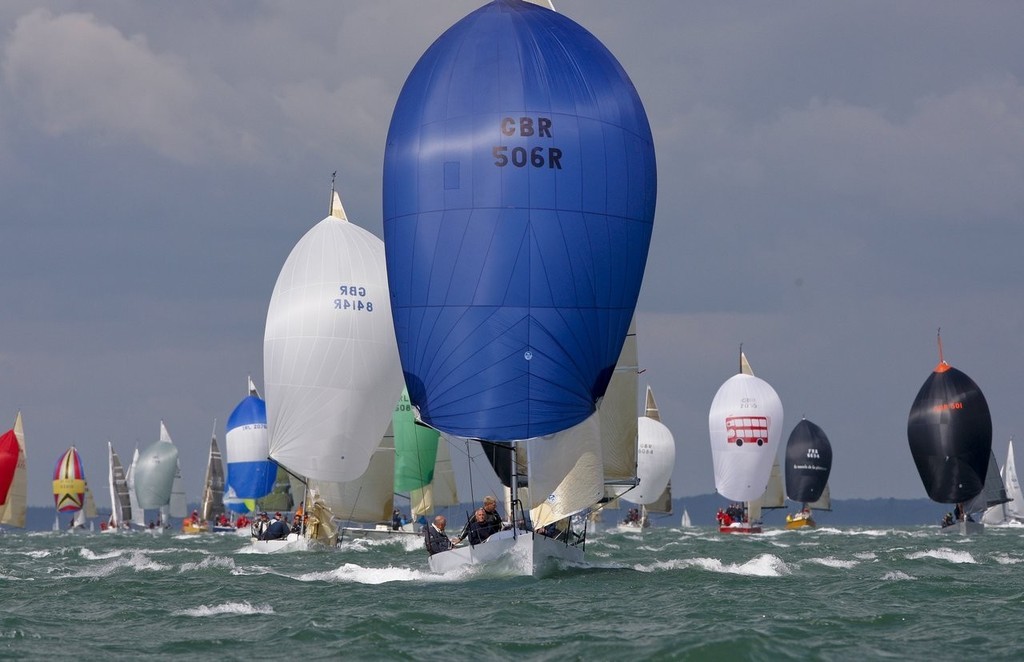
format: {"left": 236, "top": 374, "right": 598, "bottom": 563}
{"left": 383, "top": 0, "right": 656, "bottom": 440}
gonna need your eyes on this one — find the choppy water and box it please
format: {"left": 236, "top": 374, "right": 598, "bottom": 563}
{"left": 2, "top": 524, "right": 1023, "bottom": 660}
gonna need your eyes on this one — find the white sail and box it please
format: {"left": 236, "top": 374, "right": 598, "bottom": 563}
{"left": 126, "top": 447, "right": 146, "bottom": 527}
{"left": 201, "top": 423, "right": 226, "bottom": 521}
{"left": 681, "top": 508, "right": 692, "bottom": 528}
{"left": 315, "top": 423, "right": 396, "bottom": 524}
{"left": 170, "top": 459, "right": 187, "bottom": 519}
{"left": 0, "top": 412, "right": 28, "bottom": 528}
{"left": 983, "top": 440, "right": 1024, "bottom": 524}
{"left": 134, "top": 421, "right": 181, "bottom": 510}
{"left": 966, "top": 450, "right": 1007, "bottom": 516}
{"left": 598, "top": 317, "right": 639, "bottom": 498}
{"left": 411, "top": 436, "right": 459, "bottom": 519}
{"left": 750, "top": 455, "right": 785, "bottom": 513}
{"left": 264, "top": 190, "right": 404, "bottom": 483}
{"left": 527, "top": 413, "right": 604, "bottom": 530}
{"left": 107, "top": 442, "right": 132, "bottom": 526}
{"left": 623, "top": 387, "right": 675, "bottom": 505}
{"left": 709, "top": 353, "right": 783, "bottom": 502}
{"left": 808, "top": 483, "right": 832, "bottom": 511}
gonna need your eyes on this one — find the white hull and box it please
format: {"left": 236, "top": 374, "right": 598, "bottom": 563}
{"left": 246, "top": 532, "right": 310, "bottom": 553}
{"left": 939, "top": 520, "right": 984, "bottom": 535}
{"left": 340, "top": 524, "right": 420, "bottom": 542}
{"left": 427, "top": 529, "right": 583, "bottom": 576}
{"left": 613, "top": 522, "right": 650, "bottom": 534}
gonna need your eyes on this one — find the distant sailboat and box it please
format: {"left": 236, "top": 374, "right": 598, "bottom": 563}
{"left": 53, "top": 446, "right": 88, "bottom": 529}
{"left": 184, "top": 422, "right": 227, "bottom": 534}
{"left": 620, "top": 386, "right": 675, "bottom": 531}
{"left": 680, "top": 509, "right": 692, "bottom": 528}
{"left": 133, "top": 421, "right": 186, "bottom": 530}
{"left": 710, "top": 351, "right": 783, "bottom": 534}
{"left": 908, "top": 332, "right": 991, "bottom": 535}
{"left": 783, "top": 418, "right": 833, "bottom": 529}
{"left": 982, "top": 441, "right": 1024, "bottom": 526}
{"left": 0, "top": 412, "right": 28, "bottom": 529}
{"left": 261, "top": 186, "right": 404, "bottom": 550}
{"left": 104, "top": 442, "right": 133, "bottom": 531}
{"left": 225, "top": 377, "right": 274, "bottom": 508}
{"left": 963, "top": 450, "right": 1009, "bottom": 523}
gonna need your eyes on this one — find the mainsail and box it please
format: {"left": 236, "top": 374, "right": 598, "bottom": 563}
{"left": 907, "top": 339, "right": 991, "bottom": 504}
{"left": 107, "top": 442, "right": 132, "bottom": 527}
{"left": 709, "top": 352, "right": 784, "bottom": 502}
{"left": 599, "top": 318, "right": 640, "bottom": 500}
{"left": 201, "top": 422, "right": 226, "bottom": 522}
{"left": 982, "top": 440, "right": 1024, "bottom": 524}
{"left": 264, "top": 190, "right": 403, "bottom": 483}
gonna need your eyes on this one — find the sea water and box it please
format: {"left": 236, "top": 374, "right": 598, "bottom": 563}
{"left": 2, "top": 525, "right": 1023, "bottom": 660}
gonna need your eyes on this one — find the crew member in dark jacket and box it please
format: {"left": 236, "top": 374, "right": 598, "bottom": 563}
{"left": 423, "top": 515, "right": 454, "bottom": 555}
{"left": 455, "top": 495, "right": 503, "bottom": 545}
{"left": 260, "top": 512, "right": 291, "bottom": 541}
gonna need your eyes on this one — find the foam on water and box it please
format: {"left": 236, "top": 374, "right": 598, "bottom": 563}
{"left": 179, "top": 555, "right": 236, "bottom": 573}
{"left": 173, "top": 601, "right": 274, "bottom": 617}
{"left": 636, "top": 553, "right": 791, "bottom": 577}
{"left": 992, "top": 554, "right": 1023, "bottom": 565}
{"left": 297, "top": 562, "right": 450, "bottom": 584}
{"left": 882, "top": 570, "right": 916, "bottom": 581}
{"left": 905, "top": 548, "right": 977, "bottom": 564}
{"left": 64, "top": 551, "right": 170, "bottom": 578}
{"left": 79, "top": 548, "right": 125, "bottom": 560}
{"left": 804, "top": 556, "right": 859, "bottom": 569}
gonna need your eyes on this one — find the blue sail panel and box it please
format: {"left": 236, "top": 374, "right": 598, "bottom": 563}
{"left": 383, "top": 0, "right": 656, "bottom": 440}
{"left": 225, "top": 395, "right": 276, "bottom": 499}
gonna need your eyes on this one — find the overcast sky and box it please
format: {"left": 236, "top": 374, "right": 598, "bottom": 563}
{"left": 2, "top": 1, "right": 1023, "bottom": 509}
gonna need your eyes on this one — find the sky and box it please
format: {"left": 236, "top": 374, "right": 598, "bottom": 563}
{"left": 2, "top": 1, "right": 1023, "bottom": 509}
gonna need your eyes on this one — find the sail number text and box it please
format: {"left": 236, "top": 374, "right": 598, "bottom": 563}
{"left": 493, "top": 116, "right": 562, "bottom": 169}
{"left": 335, "top": 284, "right": 375, "bottom": 312}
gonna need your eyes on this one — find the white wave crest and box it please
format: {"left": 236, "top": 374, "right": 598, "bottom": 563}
{"left": 66, "top": 551, "right": 170, "bottom": 578}
{"left": 805, "top": 556, "right": 859, "bottom": 569}
{"left": 993, "top": 554, "right": 1023, "bottom": 565}
{"left": 905, "top": 548, "right": 976, "bottom": 564}
{"left": 882, "top": 570, "right": 916, "bottom": 581}
{"left": 79, "top": 548, "right": 124, "bottom": 560}
{"left": 179, "top": 556, "right": 236, "bottom": 573}
{"left": 636, "top": 553, "right": 791, "bottom": 577}
{"left": 298, "top": 562, "right": 449, "bottom": 584}
{"left": 173, "top": 601, "right": 274, "bottom": 617}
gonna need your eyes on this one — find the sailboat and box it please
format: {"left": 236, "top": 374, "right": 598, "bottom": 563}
{"left": 184, "top": 422, "right": 227, "bottom": 534}
{"left": 619, "top": 387, "right": 675, "bottom": 531}
{"left": 963, "top": 450, "right": 1009, "bottom": 524}
{"left": 907, "top": 332, "right": 992, "bottom": 535}
{"left": 710, "top": 351, "right": 784, "bottom": 534}
{"left": 783, "top": 418, "right": 833, "bottom": 529}
{"left": 383, "top": 0, "right": 655, "bottom": 574}
{"left": 680, "top": 509, "right": 692, "bottom": 528}
{"left": 261, "top": 186, "right": 404, "bottom": 551}
{"left": 53, "top": 446, "right": 88, "bottom": 530}
{"left": 748, "top": 454, "right": 785, "bottom": 528}
{"left": 133, "top": 421, "right": 187, "bottom": 531}
{"left": 103, "top": 442, "right": 133, "bottom": 532}
{"left": 0, "top": 412, "right": 28, "bottom": 530}
{"left": 982, "top": 441, "right": 1024, "bottom": 526}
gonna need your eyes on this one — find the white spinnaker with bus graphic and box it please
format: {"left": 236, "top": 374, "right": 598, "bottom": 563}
{"left": 709, "top": 368, "right": 784, "bottom": 502}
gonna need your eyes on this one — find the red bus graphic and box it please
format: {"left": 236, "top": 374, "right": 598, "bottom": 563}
{"left": 725, "top": 416, "right": 769, "bottom": 447}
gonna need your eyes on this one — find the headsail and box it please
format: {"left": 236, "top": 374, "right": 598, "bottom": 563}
{"left": 0, "top": 412, "right": 27, "bottom": 528}
{"left": 907, "top": 338, "right": 991, "bottom": 504}
{"left": 784, "top": 418, "right": 833, "bottom": 505}
{"left": 599, "top": 318, "right": 640, "bottom": 499}
{"left": 382, "top": 0, "right": 656, "bottom": 441}
{"left": 623, "top": 386, "right": 675, "bottom": 505}
{"left": 709, "top": 352, "right": 784, "bottom": 502}
{"left": 133, "top": 421, "right": 181, "bottom": 510}
{"left": 53, "top": 447, "right": 86, "bottom": 513}
{"left": 226, "top": 377, "right": 275, "bottom": 500}
{"left": 264, "top": 189, "right": 403, "bottom": 482}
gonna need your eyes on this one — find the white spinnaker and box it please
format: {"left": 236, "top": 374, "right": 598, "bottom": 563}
{"left": 134, "top": 422, "right": 180, "bottom": 510}
{"left": 709, "top": 373, "right": 784, "bottom": 502}
{"left": 314, "top": 423, "right": 396, "bottom": 524}
{"left": 264, "top": 191, "right": 404, "bottom": 482}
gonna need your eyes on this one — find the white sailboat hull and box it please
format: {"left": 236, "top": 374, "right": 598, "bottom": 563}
{"left": 427, "top": 528, "right": 583, "bottom": 576}
{"left": 245, "top": 532, "right": 310, "bottom": 553}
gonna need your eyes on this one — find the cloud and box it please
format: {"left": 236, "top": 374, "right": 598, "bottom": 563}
{"left": 2, "top": 9, "right": 255, "bottom": 165}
